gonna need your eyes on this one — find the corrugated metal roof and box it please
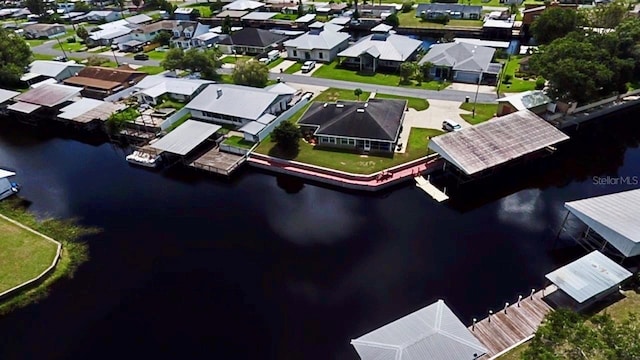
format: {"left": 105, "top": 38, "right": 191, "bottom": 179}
{"left": 497, "top": 90, "right": 552, "bottom": 111}
{"left": 429, "top": 110, "right": 569, "bottom": 175}
{"left": 14, "top": 84, "right": 81, "bottom": 107}
{"left": 8, "top": 101, "right": 42, "bottom": 114}
{"left": 239, "top": 121, "right": 266, "bottom": 135}
{"left": 565, "top": 189, "right": 640, "bottom": 257}
{"left": 241, "top": 11, "right": 277, "bottom": 20}
{"left": 545, "top": 251, "right": 632, "bottom": 303}
{"left": 150, "top": 120, "right": 221, "bottom": 155}
{"left": 351, "top": 299, "right": 487, "bottom": 360}
{"left": 23, "top": 60, "right": 85, "bottom": 80}
{"left": 0, "top": 88, "right": 20, "bottom": 104}
{"left": 58, "top": 98, "right": 106, "bottom": 120}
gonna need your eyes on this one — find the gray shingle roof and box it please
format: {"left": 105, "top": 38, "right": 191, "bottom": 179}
{"left": 284, "top": 28, "right": 350, "bottom": 50}
{"left": 351, "top": 299, "right": 487, "bottom": 360}
{"left": 298, "top": 98, "right": 406, "bottom": 141}
{"left": 219, "top": 27, "right": 287, "bottom": 47}
{"left": 338, "top": 33, "right": 422, "bottom": 62}
{"left": 419, "top": 42, "right": 495, "bottom": 72}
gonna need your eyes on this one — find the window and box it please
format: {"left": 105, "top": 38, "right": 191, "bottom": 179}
{"left": 293, "top": 50, "right": 297, "bottom": 57}
{"left": 318, "top": 52, "right": 323, "bottom": 59}
{"left": 328, "top": 137, "right": 336, "bottom": 144}
{"left": 348, "top": 139, "right": 355, "bottom": 145}
{"left": 340, "top": 138, "right": 348, "bottom": 145}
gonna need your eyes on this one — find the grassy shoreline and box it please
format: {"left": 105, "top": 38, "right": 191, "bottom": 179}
{"left": 0, "top": 198, "right": 97, "bottom": 315}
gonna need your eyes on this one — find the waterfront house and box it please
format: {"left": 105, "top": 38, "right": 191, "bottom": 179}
{"left": 358, "top": 4, "right": 396, "bottom": 19}
{"left": 239, "top": 82, "right": 299, "bottom": 142}
{"left": 415, "top": 4, "right": 482, "bottom": 20}
{"left": 283, "top": 23, "right": 350, "bottom": 63}
{"left": 186, "top": 84, "right": 291, "bottom": 127}
{"left": 63, "top": 65, "right": 147, "bottom": 99}
{"left": 20, "top": 60, "right": 86, "bottom": 85}
{"left": 133, "top": 75, "right": 213, "bottom": 105}
{"left": 8, "top": 83, "right": 82, "bottom": 115}
{"left": 497, "top": 90, "right": 553, "bottom": 116}
{"left": 57, "top": 98, "right": 127, "bottom": 126}
{"left": 297, "top": 98, "right": 407, "bottom": 154}
{"left": 351, "top": 299, "right": 487, "bottom": 360}
{"left": 419, "top": 42, "right": 502, "bottom": 85}
{"left": 75, "top": 10, "right": 123, "bottom": 23}
{"left": 217, "top": 28, "right": 287, "bottom": 55}
{"left": 0, "top": 89, "right": 20, "bottom": 113}
{"left": 174, "top": 7, "right": 200, "bottom": 21}
{"left": 222, "top": 0, "right": 265, "bottom": 11}
{"left": 338, "top": 27, "right": 422, "bottom": 71}
{"left": 23, "top": 23, "right": 65, "bottom": 38}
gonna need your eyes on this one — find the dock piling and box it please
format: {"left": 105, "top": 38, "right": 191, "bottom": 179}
{"left": 517, "top": 295, "right": 522, "bottom": 307}
{"left": 488, "top": 310, "right": 493, "bottom": 323}
{"left": 472, "top": 318, "right": 477, "bottom": 330}
{"left": 504, "top": 302, "right": 509, "bottom": 314}
{"left": 530, "top": 288, "right": 535, "bottom": 300}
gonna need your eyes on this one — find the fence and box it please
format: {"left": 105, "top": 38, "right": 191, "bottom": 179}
{"left": 160, "top": 107, "right": 191, "bottom": 131}
{"left": 256, "top": 95, "right": 310, "bottom": 142}
{"left": 219, "top": 143, "right": 250, "bottom": 155}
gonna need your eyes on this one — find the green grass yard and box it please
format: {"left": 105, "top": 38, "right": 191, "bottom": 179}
{"left": 273, "top": 13, "right": 298, "bottom": 20}
{"left": 52, "top": 41, "right": 87, "bottom": 53}
{"left": 223, "top": 135, "right": 255, "bottom": 149}
{"left": 0, "top": 216, "right": 58, "bottom": 294}
{"left": 268, "top": 57, "right": 285, "bottom": 69}
{"left": 31, "top": 53, "right": 55, "bottom": 61}
{"left": 375, "top": 93, "right": 429, "bottom": 111}
{"left": 138, "top": 65, "right": 165, "bottom": 75}
{"left": 397, "top": 10, "right": 483, "bottom": 28}
{"left": 314, "top": 88, "right": 371, "bottom": 102}
{"left": 499, "top": 56, "right": 537, "bottom": 94}
{"left": 221, "top": 55, "right": 253, "bottom": 64}
{"left": 459, "top": 102, "right": 497, "bottom": 124}
{"left": 283, "top": 62, "right": 303, "bottom": 74}
{"left": 146, "top": 49, "right": 168, "bottom": 61}
{"left": 184, "top": 4, "right": 212, "bottom": 17}
{"left": 25, "top": 38, "right": 47, "bottom": 47}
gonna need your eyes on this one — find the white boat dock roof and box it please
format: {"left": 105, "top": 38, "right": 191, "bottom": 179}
{"left": 545, "top": 251, "right": 632, "bottom": 303}
{"left": 351, "top": 299, "right": 487, "bottom": 360}
{"left": 241, "top": 12, "right": 277, "bottom": 21}
{"left": 149, "top": 120, "right": 221, "bottom": 155}
{"left": 565, "top": 188, "right": 640, "bottom": 257}
{"left": 8, "top": 101, "right": 42, "bottom": 114}
{"left": 454, "top": 37, "right": 510, "bottom": 49}
{"left": 58, "top": 98, "right": 127, "bottom": 123}
{"left": 429, "top": 110, "right": 569, "bottom": 175}
{"left": 13, "top": 83, "right": 81, "bottom": 108}
{"left": 0, "top": 89, "right": 20, "bottom": 104}
{"left": 0, "top": 169, "right": 16, "bottom": 179}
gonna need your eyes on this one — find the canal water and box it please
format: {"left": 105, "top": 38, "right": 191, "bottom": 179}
{"left": 0, "top": 110, "right": 638, "bottom": 360}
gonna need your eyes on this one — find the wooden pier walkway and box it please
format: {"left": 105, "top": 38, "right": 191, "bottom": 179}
{"left": 415, "top": 176, "right": 448, "bottom": 202}
{"left": 188, "top": 147, "right": 245, "bottom": 176}
{"left": 470, "top": 285, "right": 559, "bottom": 359}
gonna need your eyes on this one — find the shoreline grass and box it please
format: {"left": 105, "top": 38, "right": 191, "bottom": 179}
{"left": 0, "top": 198, "right": 97, "bottom": 315}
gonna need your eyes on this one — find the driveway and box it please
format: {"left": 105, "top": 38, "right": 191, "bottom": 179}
{"left": 394, "top": 99, "right": 472, "bottom": 154}
{"left": 293, "top": 63, "right": 323, "bottom": 76}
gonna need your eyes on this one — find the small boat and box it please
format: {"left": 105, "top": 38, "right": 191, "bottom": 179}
{"left": 126, "top": 150, "right": 162, "bottom": 168}
{"left": 0, "top": 168, "right": 20, "bottom": 201}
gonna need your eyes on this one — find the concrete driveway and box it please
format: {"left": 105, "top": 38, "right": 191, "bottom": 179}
{"left": 394, "top": 99, "right": 472, "bottom": 154}
{"left": 293, "top": 63, "right": 323, "bottom": 76}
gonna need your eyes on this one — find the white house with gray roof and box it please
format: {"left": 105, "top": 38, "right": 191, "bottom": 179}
{"left": 186, "top": 84, "right": 292, "bottom": 128}
{"left": 338, "top": 27, "right": 422, "bottom": 71}
{"left": 419, "top": 42, "right": 502, "bottom": 84}
{"left": 283, "top": 23, "right": 350, "bottom": 62}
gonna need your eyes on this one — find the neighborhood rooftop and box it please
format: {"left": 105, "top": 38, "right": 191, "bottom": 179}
{"left": 545, "top": 250, "right": 632, "bottom": 303}
{"left": 13, "top": 84, "right": 81, "bottom": 108}
{"left": 222, "top": 0, "right": 265, "bottom": 11}
{"left": 338, "top": 32, "right": 422, "bottom": 62}
{"left": 351, "top": 299, "right": 487, "bottom": 360}
{"left": 419, "top": 42, "right": 499, "bottom": 73}
{"left": 429, "top": 110, "right": 570, "bottom": 175}
{"left": 218, "top": 27, "right": 287, "bottom": 47}
{"left": 564, "top": 188, "right": 640, "bottom": 257}
{"left": 0, "top": 89, "right": 19, "bottom": 104}
{"left": 284, "top": 27, "right": 350, "bottom": 50}
{"left": 134, "top": 76, "right": 213, "bottom": 98}
{"left": 149, "top": 120, "right": 221, "bottom": 156}
{"left": 186, "top": 84, "right": 281, "bottom": 121}
{"left": 58, "top": 98, "right": 126, "bottom": 123}
{"left": 498, "top": 91, "right": 553, "bottom": 111}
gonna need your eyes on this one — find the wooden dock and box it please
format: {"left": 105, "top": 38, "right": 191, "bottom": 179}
{"left": 415, "top": 176, "right": 449, "bottom": 202}
{"left": 470, "top": 285, "right": 559, "bottom": 359}
{"left": 188, "top": 147, "right": 245, "bottom": 176}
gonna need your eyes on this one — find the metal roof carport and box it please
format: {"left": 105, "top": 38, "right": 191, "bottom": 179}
{"left": 149, "top": 120, "right": 221, "bottom": 156}
{"left": 545, "top": 251, "right": 632, "bottom": 310}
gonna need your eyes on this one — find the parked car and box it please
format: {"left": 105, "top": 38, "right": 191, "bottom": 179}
{"left": 442, "top": 119, "right": 462, "bottom": 132}
{"left": 134, "top": 53, "right": 149, "bottom": 60}
{"left": 301, "top": 61, "right": 316, "bottom": 73}
{"left": 52, "top": 55, "right": 68, "bottom": 62}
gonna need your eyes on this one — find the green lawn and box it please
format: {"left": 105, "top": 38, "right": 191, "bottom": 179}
{"left": 0, "top": 216, "right": 58, "bottom": 294}
{"left": 146, "top": 49, "right": 168, "bottom": 61}
{"left": 273, "top": 13, "right": 298, "bottom": 20}
{"left": 315, "top": 88, "right": 371, "bottom": 102}
{"left": 268, "top": 57, "right": 285, "bottom": 69}
{"left": 312, "top": 61, "right": 449, "bottom": 90}
{"left": 31, "top": 53, "right": 56, "bottom": 61}
{"left": 165, "top": 112, "right": 191, "bottom": 132}
{"left": 25, "top": 38, "right": 47, "bottom": 47}
{"left": 375, "top": 93, "right": 429, "bottom": 111}
{"left": 53, "top": 41, "right": 87, "bottom": 53}
{"left": 223, "top": 135, "right": 255, "bottom": 149}
{"left": 184, "top": 4, "right": 212, "bottom": 17}
{"left": 284, "top": 62, "right": 303, "bottom": 74}
{"left": 138, "top": 65, "right": 165, "bottom": 75}
{"left": 221, "top": 55, "right": 253, "bottom": 64}
{"left": 398, "top": 10, "right": 483, "bottom": 28}
{"left": 499, "top": 56, "right": 537, "bottom": 94}
{"left": 459, "top": 102, "right": 497, "bottom": 124}
{"left": 156, "top": 98, "right": 186, "bottom": 110}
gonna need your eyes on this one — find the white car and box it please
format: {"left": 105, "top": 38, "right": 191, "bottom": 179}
{"left": 301, "top": 61, "right": 316, "bottom": 73}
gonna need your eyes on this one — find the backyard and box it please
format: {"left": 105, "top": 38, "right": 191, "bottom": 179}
{"left": 375, "top": 93, "right": 429, "bottom": 111}
{"left": 221, "top": 55, "right": 253, "bottom": 64}
{"left": 312, "top": 61, "right": 450, "bottom": 90}
{"left": 397, "top": 10, "right": 484, "bottom": 28}
{"left": 184, "top": 4, "right": 212, "bottom": 17}
{"left": 138, "top": 65, "right": 165, "bottom": 75}
{"left": 459, "top": 102, "right": 497, "bottom": 124}
{"left": 223, "top": 135, "right": 255, "bottom": 149}
{"left": 499, "top": 55, "right": 537, "bottom": 94}
{"left": 0, "top": 216, "right": 58, "bottom": 294}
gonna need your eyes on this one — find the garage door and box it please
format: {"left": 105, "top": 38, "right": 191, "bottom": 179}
{"left": 454, "top": 71, "right": 480, "bottom": 84}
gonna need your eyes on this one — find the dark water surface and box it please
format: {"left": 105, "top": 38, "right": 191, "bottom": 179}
{"left": 0, "top": 110, "right": 638, "bottom": 360}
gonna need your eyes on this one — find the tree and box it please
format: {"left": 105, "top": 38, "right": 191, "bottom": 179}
{"left": 530, "top": 8, "right": 583, "bottom": 44}
{"left": 420, "top": 61, "right": 433, "bottom": 80}
{"left": 221, "top": 15, "right": 232, "bottom": 34}
{"left": 354, "top": 88, "right": 363, "bottom": 100}
{"left": 132, "top": 0, "right": 142, "bottom": 8}
{"left": 25, "top": 0, "right": 47, "bottom": 15}
{"left": 584, "top": 1, "right": 628, "bottom": 29}
{"left": 183, "top": 48, "right": 222, "bottom": 79}
{"left": 353, "top": 0, "right": 359, "bottom": 19}
{"left": 232, "top": 60, "right": 269, "bottom": 88}
{"left": 399, "top": 62, "right": 418, "bottom": 84}
{"left": 161, "top": 47, "right": 185, "bottom": 70}
{"left": 73, "top": 1, "right": 91, "bottom": 12}
{"left": 76, "top": 26, "right": 89, "bottom": 41}
{"left": 209, "top": 0, "right": 223, "bottom": 12}
{"left": 0, "top": 29, "right": 32, "bottom": 86}
{"left": 401, "top": 1, "right": 412, "bottom": 13}
{"left": 384, "top": 13, "right": 399, "bottom": 27}
{"left": 508, "top": 3, "right": 518, "bottom": 17}
{"left": 297, "top": 0, "right": 305, "bottom": 17}
{"left": 272, "top": 121, "right": 302, "bottom": 155}
{"left": 154, "top": 31, "right": 172, "bottom": 46}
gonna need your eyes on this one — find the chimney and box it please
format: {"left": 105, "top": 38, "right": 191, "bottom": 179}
{"left": 216, "top": 88, "right": 222, "bottom": 98}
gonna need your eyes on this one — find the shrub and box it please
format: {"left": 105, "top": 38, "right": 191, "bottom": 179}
{"left": 66, "top": 37, "right": 76, "bottom": 43}
{"left": 401, "top": 1, "right": 413, "bottom": 12}
{"left": 503, "top": 74, "right": 513, "bottom": 83}
{"left": 86, "top": 55, "right": 110, "bottom": 66}
{"left": 494, "top": 49, "right": 508, "bottom": 59}
{"left": 535, "top": 77, "right": 545, "bottom": 90}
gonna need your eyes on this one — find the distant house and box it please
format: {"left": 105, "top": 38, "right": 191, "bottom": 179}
{"left": 63, "top": 65, "right": 147, "bottom": 99}
{"left": 222, "top": 0, "right": 265, "bottom": 11}
{"left": 124, "top": 13, "right": 153, "bottom": 25}
{"left": 241, "top": 11, "right": 277, "bottom": 25}
{"left": 415, "top": 4, "right": 482, "bottom": 20}
{"left": 8, "top": 84, "right": 82, "bottom": 115}
{"left": 298, "top": 98, "right": 407, "bottom": 154}
{"left": 20, "top": 60, "right": 86, "bottom": 85}
{"left": 75, "top": 10, "right": 123, "bottom": 23}
{"left": 186, "top": 84, "right": 291, "bottom": 127}
{"left": 133, "top": 75, "right": 213, "bottom": 105}
{"left": 218, "top": 28, "right": 287, "bottom": 55}
{"left": 87, "top": 26, "right": 133, "bottom": 47}
{"left": 338, "top": 27, "right": 422, "bottom": 71}
{"left": 283, "top": 22, "right": 350, "bottom": 62}
{"left": 168, "top": 21, "right": 210, "bottom": 49}
{"left": 129, "top": 20, "right": 177, "bottom": 43}
{"left": 316, "top": 3, "right": 348, "bottom": 16}
{"left": 215, "top": 10, "right": 249, "bottom": 22}
{"left": 23, "top": 23, "right": 66, "bottom": 39}
{"left": 497, "top": 90, "right": 553, "bottom": 117}
{"left": 193, "top": 32, "right": 225, "bottom": 48}
{"left": 358, "top": 4, "right": 396, "bottom": 18}
{"left": 419, "top": 42, "right": 502, "bottom": 84}
{"left": 174, "top": 7, "right": 200, "bottom": 21}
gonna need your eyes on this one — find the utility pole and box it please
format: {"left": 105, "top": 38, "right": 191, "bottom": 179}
{"left": 55, "top": 36, "right": 68, "bottom": 60}
{"left": 472, "top": 70, "right": 481, "bottom": 118}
